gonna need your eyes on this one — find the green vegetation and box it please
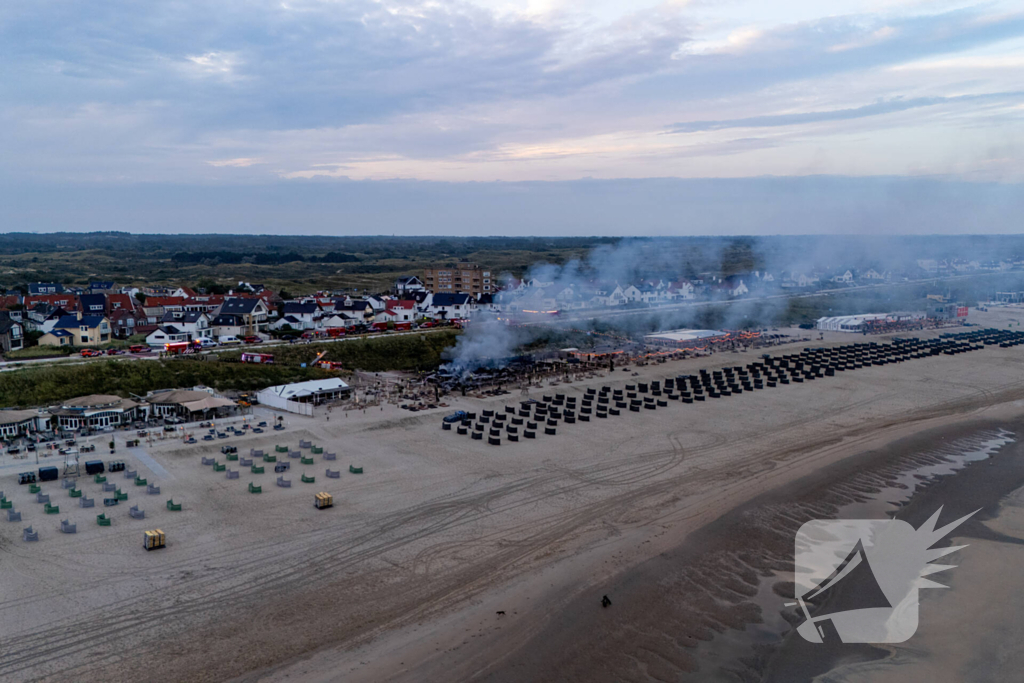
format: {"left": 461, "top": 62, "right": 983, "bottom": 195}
{"left": 0, "top": 233, "right": 618, "bottom": 294}
{"left": 221, "top": 330, "right": 461, "bottom": 372}
{"left": 0, "top": 330, "right": 462, "bottom": 407}
{"left": 0, "top": 359, "right": 333, "bottom": 408}
{"left": 4, "top": 345, "right": 77, "bottom": 360}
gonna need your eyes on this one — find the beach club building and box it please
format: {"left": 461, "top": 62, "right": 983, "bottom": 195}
{"left": 0, "top": 410, "right": 46, "bottom": 439}
{"left": 257, "top": 378, "right": 351, "bottom": 412}
{"left": 49, "top": 395, "right": 145, "bottom": 431}
{"left": 146, "top": 389, "right": 237, "bottom": 419}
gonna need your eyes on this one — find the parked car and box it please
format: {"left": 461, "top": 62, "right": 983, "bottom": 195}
{"left": 218, "top": 336, "right": 242, "bottom": 345}
{"left": 80, "top": 349, "right": 103, "bottom": 357}
{"left": 279, "top": 334, "right": 296, "bottom": 341}
{"left": 7, "top": 447, "right": 19, "bottom": 455}
{"left": 242, "top": 336, "right": 262, "bottom": 344}
{"left": 106, "top": 348, "right": 125, "bottom": 355}
{"left": 129, "top": 344, "right": 151, "bottom": 354}
{"left": 199, "top": 337, "right": 219, "bottom": 348}
{"left": 27, "top": 443, "right": 36, "bottom": 452}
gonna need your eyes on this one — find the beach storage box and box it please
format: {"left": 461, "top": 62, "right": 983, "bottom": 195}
{"left": 38, "top": 466, "right": 59, "bottom": 482}
{"left": 85, "top": 460, "right": 105, "bottom": 475}
{"left": 143, "top": 529, "right": 166, "bottom": 551}
{"left": 314, "top": 492, "right": 333, "bottom": 510}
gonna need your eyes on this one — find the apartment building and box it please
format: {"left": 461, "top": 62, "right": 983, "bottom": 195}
{"left": 423, "top": 264, "right": 492, "bottom": 297}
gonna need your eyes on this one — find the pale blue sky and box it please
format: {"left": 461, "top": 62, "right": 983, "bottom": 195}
{"left": 2, "top": 0, "right": 1022, "bottom": 233}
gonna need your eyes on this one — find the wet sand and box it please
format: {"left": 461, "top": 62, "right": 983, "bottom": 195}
{"left": 766, "top": 426, "right": 1024, "bottom": 683}
{"left": 478, "top": 419, "right": 1024, "bottom": 683}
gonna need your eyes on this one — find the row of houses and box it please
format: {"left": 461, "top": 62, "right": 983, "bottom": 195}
{"left": 270, "top": 292, "right": 475, "bottom": 331}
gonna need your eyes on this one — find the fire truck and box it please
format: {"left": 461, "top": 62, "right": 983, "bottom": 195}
{"left": 164, "top": 340, "right": 202, "bottom": 355}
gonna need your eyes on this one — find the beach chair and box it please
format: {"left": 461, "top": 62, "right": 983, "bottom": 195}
{"left": 300, "top": 474, "right": 315, "bottom": 483}
{"left": 276, "top": 476, "right": 291, "bottom": 488}
{"left": 325, "top": 469, "right": 340, "bottom": 479}
{"left": 300, "top": 456, "right": 314, "bottom": 465}
{"left": 129, "top": 505, "right": 145, "bottom": 520}
{"left": 8, "top": 509, "right": 22, "bottom": 522}
{"left": 23, "top": 526, "right": 39, "bottom": 541}
{"left": 349, "top": 466, "right": 363, "bottom": 474}
{"left": 147, "top": 483, "right": 161, "bottom": 495}
{"left": 248, "top": 482, "right": 262, "bottom": 494}
{"left": 61, "top": 519, "right": 77, "bottom": 534}
{"left": 96, "top": 514, "right": 111, "bottom": 527}
{"left": 79, "top": 497, "right": 95, "bottom": 508}
{"left": 226, "top": 469, "right": 239, "bottom": 479}
{"left": 166, "top": 500, "right": 182, "bottom": 511}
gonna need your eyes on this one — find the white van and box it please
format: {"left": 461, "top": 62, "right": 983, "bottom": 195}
{"left": 218, "top": 336, "right": 241, "bottom": 346}
{"left": 199, "top": 337, "right": 219, "bottom": 348}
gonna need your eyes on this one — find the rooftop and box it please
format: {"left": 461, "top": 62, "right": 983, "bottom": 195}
{"left": 260, "top": 378, "right": 349, "bottom": 399}
{"left": 643, "top": 329, "right": 727, "bottom": 343}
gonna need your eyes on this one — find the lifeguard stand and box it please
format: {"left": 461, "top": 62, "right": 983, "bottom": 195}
{"left": 63, "top": 448, "right": 80, "bottom": 477}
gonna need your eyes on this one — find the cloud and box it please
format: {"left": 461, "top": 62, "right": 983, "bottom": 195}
{"left": 185, "top": 51, "right": 243, "bottom": 78}
{"left": 665, "top": 92, "right": 1024, "bottom": 133}
{"left": 206, "top": 157, "right": 263, "bottom": 167}
{"left": 828, "top": 25, "right": 898, "bottom": 53}
{"left": 0, "top": 0, "right": 1023, "bottom": 191}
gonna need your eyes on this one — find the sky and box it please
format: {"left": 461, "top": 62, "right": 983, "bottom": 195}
{"left": 2, "top": 0, "right": 1023, "bottom": 234}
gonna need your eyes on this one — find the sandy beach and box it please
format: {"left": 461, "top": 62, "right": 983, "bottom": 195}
{"left": 1, "top": 322, "right": 1023, "bottom": 683}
